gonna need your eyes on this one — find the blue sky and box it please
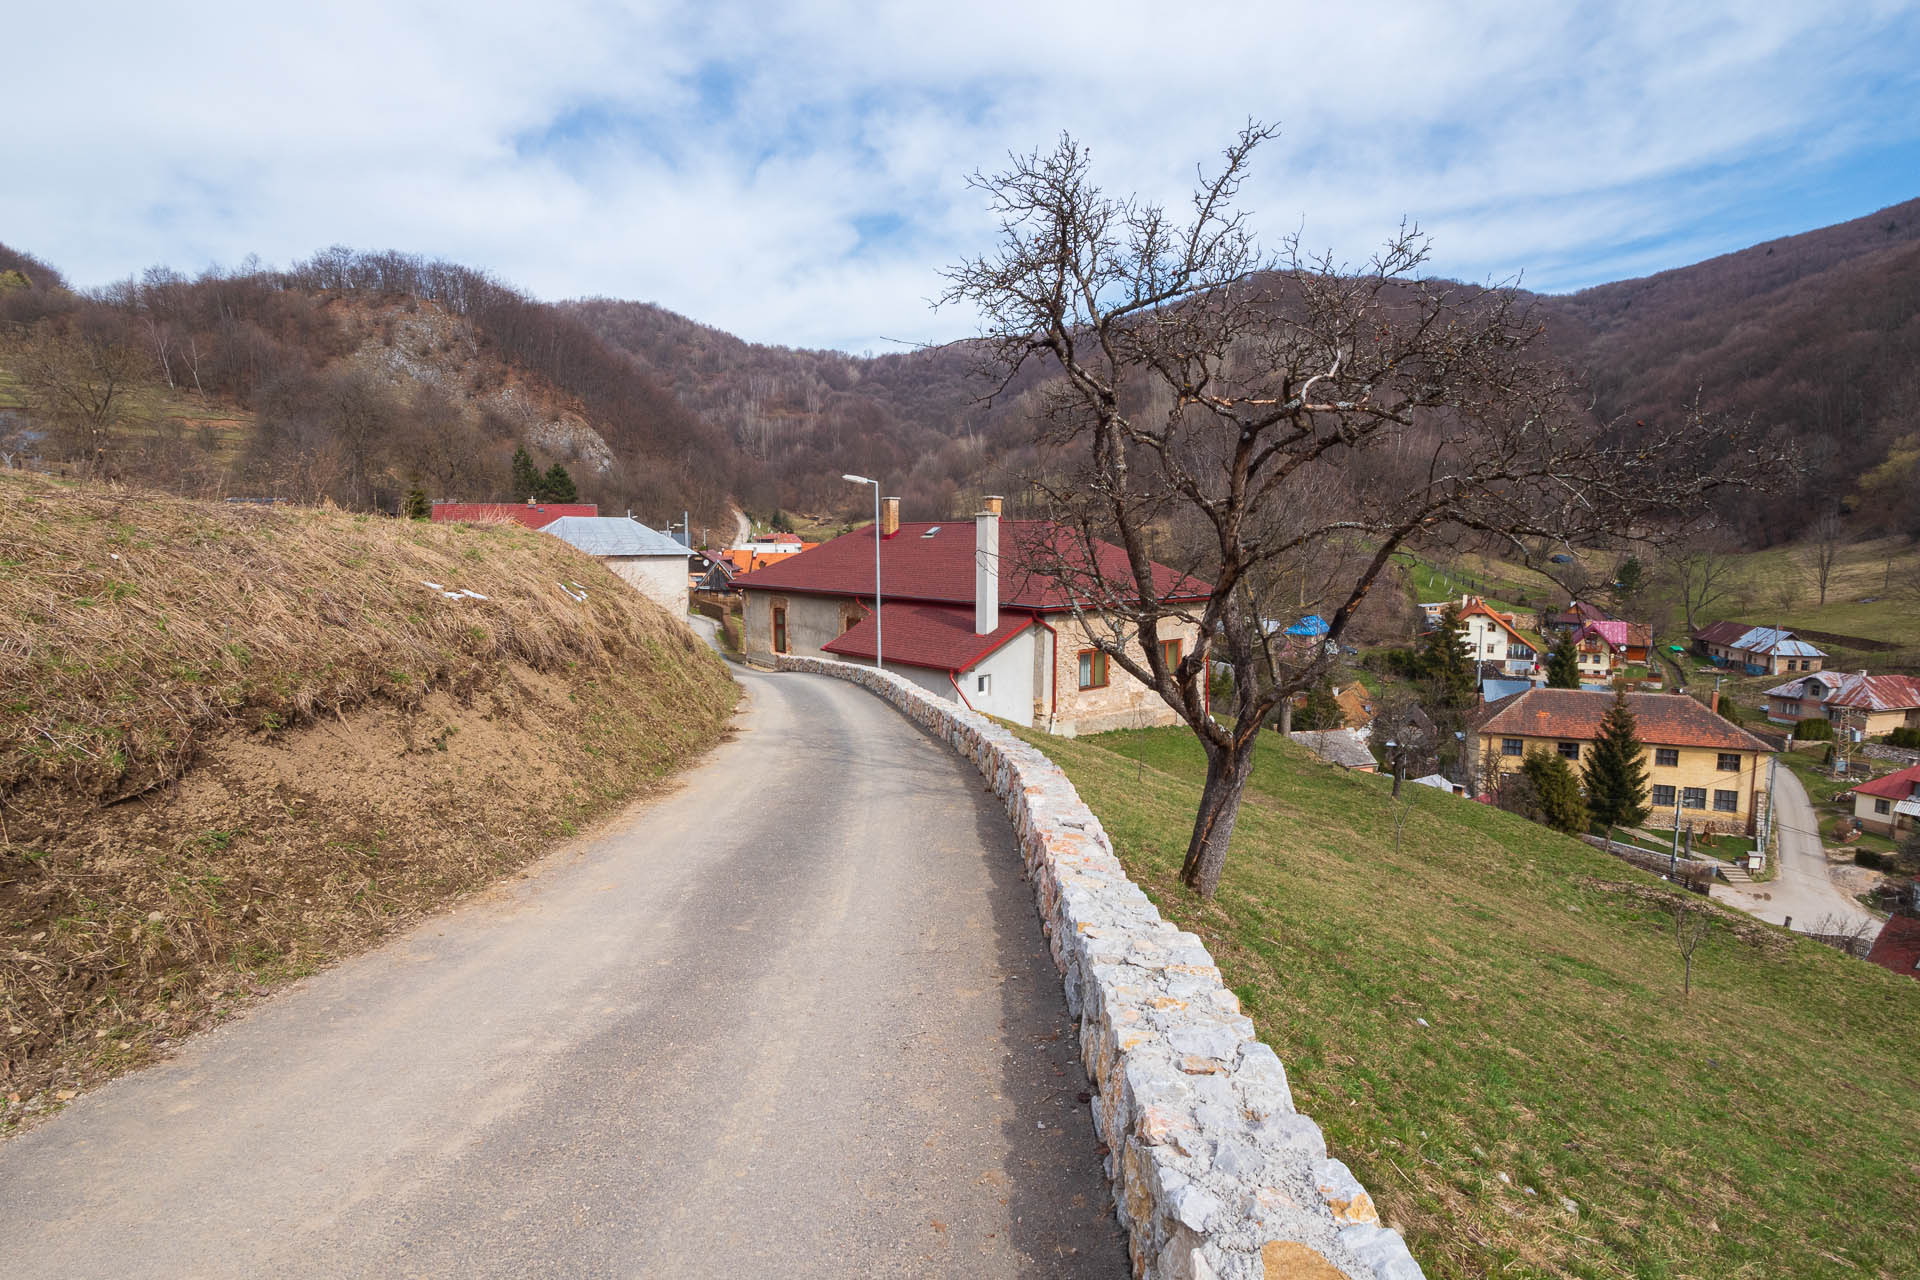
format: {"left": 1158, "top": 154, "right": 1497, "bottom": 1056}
{"left": 4, "top": 1, "right": 1918, "bottom": 352}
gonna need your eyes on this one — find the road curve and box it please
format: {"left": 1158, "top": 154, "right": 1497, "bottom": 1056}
{"left": 0, "top": 668, "right": 1127, "bottom": 1278}
{"left": 1713, "top": 762, "right": 1881, "bottom": 936}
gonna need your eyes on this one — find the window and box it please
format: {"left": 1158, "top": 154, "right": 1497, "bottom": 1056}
{"left": 772, "top": 605, "right": 788, "bottom": 654}
{"left": 1655, "top": 748, "right": 1679, "bottom": 768}
{"left": 1652, "top": 784, "right": 1677, "bottom": 808}
{"left": 1876, "top": 798, "right": 1893, "bottom": 816}
{"left": 1161, "top": 638, "right": 1183, "bottom": 670}
{"left": 1502, "top": 737, "right": 1524, "bottom": 757}
{"left": 1713, "top": 789, "right": 1739, "bottom": 813}
{"left": 1557, "top": 741, "right": 1580, "bottom": 760}
{"left": 1682, "top": 787, "right": 1707, "bottom": 810}
{"left": 1717, "top": 753, "right": 1741, "bottom": 771}
{"left": 1077, "top": 649, "right": 1108, "bottom": 689}
{"left": 976, "top": 673, "right": 991, "bottom": 695}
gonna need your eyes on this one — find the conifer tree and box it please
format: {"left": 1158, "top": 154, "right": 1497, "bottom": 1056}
{"left": 1583, "top": 687, "right": 1650, "bottom": 830}
{"left": 1521, "top": 750, "right": 1590, "bottom": 834}
{"left": 1545, "top": 629, "right": 1582, "bottom": 688}
{"left": 1418, "top": 604, "right": 1478, "bottom": 711}
{"left": 540, "top": 464, "right": 578, "bottom": 503}
{"left": 403, "top": 483, "right": 429, "bottom": 520}
{"left": 509, "top": 446, "right": 542, "bottom": 500}
{"left": 1294, "top": 682, "right": 1344, "bottom": 731}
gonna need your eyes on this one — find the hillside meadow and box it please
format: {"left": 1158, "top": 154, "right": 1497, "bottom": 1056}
{"left": 1, "top": 476, "right": 736, "bottom": 1124}
{"left": 1017, "top": 724, "right": 1920, "bottom": 1280}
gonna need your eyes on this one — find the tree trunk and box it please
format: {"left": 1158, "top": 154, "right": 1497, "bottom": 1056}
{"left": 1179, "top": 740, "right": 1259, "bottom": 898}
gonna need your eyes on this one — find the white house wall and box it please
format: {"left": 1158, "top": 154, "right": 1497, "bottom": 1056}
{"left": 604, "top": 555, "right": 691, "bottom": 617}
{"left": 961, "top": 629, "right": 1037, "bottom": 726}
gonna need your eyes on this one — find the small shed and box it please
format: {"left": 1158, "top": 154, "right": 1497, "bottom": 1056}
{"left": 542, "top": 517, "right": 692, "bottom": 617}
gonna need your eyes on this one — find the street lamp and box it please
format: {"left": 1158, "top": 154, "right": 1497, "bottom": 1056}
{"left": 841, "top": 473, "right": 882, "bottom": 671}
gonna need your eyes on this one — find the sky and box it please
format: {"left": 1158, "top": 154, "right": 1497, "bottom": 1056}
{"left": 6, "top": 1, "right": 1919, "bottom": 353}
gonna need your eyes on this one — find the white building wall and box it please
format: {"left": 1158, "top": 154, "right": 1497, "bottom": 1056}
{"left": 604, "top": 555, "right": 691, "bottom": 617}
{"left": 958, "top": 629, "right": 1037, "bottom": 726}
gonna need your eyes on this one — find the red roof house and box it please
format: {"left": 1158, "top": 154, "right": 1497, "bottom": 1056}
{"left": 1848, "top": 763, "right": 1920, "bottom": 837}
{"left": 1865, "top": 915, "right": 1920, "bottom": 981}
{"left": 734, "top": 498, "right": 1210, "bottom": 736}
{"left": 431, "top": 502, "right": 597, "bottom": 529}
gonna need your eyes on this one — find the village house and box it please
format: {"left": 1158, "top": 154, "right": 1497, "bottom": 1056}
{"left": 1472, "top": 687, "right": 1775, "bottom": 836}
{"left": 1287, "top": 728, "right": 1378, "bottom": 772}
{"left": 1692, "top": 622, "right": 1826, "bottom": 675}
{"left": 541, "top": 516, "right": 694, "bottom": 616}
{"left": 1571, "top": 618, "right": 1653, "bottom": 678}
{"left": 1546, "top": 600, "right": 1614, "bottom": 633}
{"left": 1454, "top": 598, "right": 1540, "bottom": 674}
{"left": 430, "top": 500, "right": 597, "bottom": 529}
{"left": 1764, "top": 671, "right": 1920, "bottom": 738}
{"left": 732, "top": 497, "right": 1206, "bottom": 735}
{"left": 1849, "top": 763, "right": 1920, "bottom": 838}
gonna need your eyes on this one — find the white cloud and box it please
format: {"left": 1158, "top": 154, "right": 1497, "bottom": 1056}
{"left": 3, "top": 1, "right": 1916, "bottom": 351}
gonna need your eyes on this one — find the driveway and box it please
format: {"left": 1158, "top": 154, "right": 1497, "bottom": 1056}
{"left": 1713, "top": 762, "right": 1882, "bottom": 938}
{"left": 0, "top": 668, "right": 1126, "bottom": 1278}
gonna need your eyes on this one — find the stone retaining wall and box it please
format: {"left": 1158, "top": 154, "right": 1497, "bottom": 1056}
{"left": 771, "top": 654, "right": 1424, "bottom": 1280}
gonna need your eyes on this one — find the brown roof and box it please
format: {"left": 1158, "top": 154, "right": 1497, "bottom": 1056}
{"left": 1691, "top": 620, "right": 1751, "bottom": 647}
{"left": 1472, "top": 688, "right": 1774, "bottom": 753}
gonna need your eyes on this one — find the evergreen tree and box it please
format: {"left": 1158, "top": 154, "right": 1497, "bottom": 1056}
{"left": 509, "top": 446, "right": 542, "bottom": 500}
{"left": 1418, "top": 604, "right": 1478, "bottom": 711}
{"left": 1521, "top": 750, "right": 1590, "bottom": 834}
{"left": 1294, "top": 682, "right": 1344, "bottom": 731}
{"left": 1582, "top": 688, "right": 1650, "bottom": 830}
{"left": 403, "top": 483, "right": 430, "bottom": 520}
{"left": 540, "top": 464, "right": 578, "bottom": 503}
{"left": 1545, "top": 630, "right": 1582, "bottom": 688}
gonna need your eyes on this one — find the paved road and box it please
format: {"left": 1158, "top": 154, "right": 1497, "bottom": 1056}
{"left": 1713, "top": 762, "right": 1882, "bottom": 937}
{"left": 0, "top": 669, "right": 1126, "bottom": 1278}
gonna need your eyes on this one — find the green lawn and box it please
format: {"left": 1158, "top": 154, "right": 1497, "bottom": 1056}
{"left": 1014, "top": 724, "right": 1920, "bottom": 1280}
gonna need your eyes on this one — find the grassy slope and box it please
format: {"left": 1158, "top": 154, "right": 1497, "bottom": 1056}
{"left": 1, "top": 475, "right": 735, "bottom": 1123}
{"left": 1015, "top": 725, "right": 1920, "bottom": 1280}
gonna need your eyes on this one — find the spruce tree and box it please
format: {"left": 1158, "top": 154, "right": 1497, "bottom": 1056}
{"left": 1582, "top": 687, "right": 1650, "bottom": 830}
{"left": 540, "top": 464, "right": 578, "bottom": 503}
{"left": 403, "top": 483, "right": 430, "bottom": 520}
{"left": 1545, "top": 630, "right": 1582, "bottom": 688}
{"left": 1521, "top": 750, "right": 1590, "bottom": 834}
{"left": 1294, "top": 682, "right": 1344, "bottom": 731}
{"left": 510, "top": 446, "right": 542, "bottom": 500}
{"left": 1418, "top": 604, "right": 1478, "bottom": 711}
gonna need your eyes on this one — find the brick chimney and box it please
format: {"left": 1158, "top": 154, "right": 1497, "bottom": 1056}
{"left": 975, "top": 507, "right": 1000, "bottom": 635}
{"left": 880, "top": 496, "right": 900, "bottom": 537}
{"left": 982, "top": 494, "right": 1004, "bottom": 515}
{"left": 1710, "top": 688, "right": 1720, "bottom": 715}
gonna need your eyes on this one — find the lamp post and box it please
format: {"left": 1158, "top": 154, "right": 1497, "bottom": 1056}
{"left": 841, "top": 473, "right": 882, "bottom": 671}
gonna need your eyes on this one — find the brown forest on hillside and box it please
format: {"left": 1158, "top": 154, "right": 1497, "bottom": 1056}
{"left": 5, "top": 195, "right": 1919, "bottom": 543}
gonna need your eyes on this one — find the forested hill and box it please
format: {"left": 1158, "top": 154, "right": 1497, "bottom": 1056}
{"left": 1530, "top": 197, "right": 1920, "bottom": 542}
{"left": 0, "top": 247, "right": 741, "bottom": 532}
{"left": 4, "top": 194, "right": 1918, "bottom": 542}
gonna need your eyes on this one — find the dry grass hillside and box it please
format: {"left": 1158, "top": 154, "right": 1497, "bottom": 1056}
{"left": 0, "top": 475, "right": 735, "bottom": 1124}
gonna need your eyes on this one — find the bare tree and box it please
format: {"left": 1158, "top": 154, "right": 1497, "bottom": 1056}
{"left": 17, "top": 318, "right": 151, "bottom": 473}
{"left": 1670, "top": 542, "right": 1740, "bottom": 633}
{"left": 1809, "top": 511, "right": 1844, "bottom": 606}
{"left": 943, "top": 126, "right": 1778, "bottom": 896}
{"left": 1673, "top": 902, "right": 1711, "bottom": 996}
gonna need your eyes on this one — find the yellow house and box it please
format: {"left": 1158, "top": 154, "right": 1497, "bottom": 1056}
{"left": 1473, "top": 688, "right": 1775, "bottom": 836}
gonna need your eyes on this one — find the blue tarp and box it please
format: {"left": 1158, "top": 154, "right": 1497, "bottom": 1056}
{"left": 1285, "top": 615, "right": 1331, "bottom": 636}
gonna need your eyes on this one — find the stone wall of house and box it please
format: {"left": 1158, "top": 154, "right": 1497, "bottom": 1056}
{"left": 1048, "top": 615, "right": 1200, "bottom": 737}
{"left": 772, "top": 652, "right": 1425, "bottom": 1280}
{"left": 740, "top": 591, "right": 863, "bottom": 659}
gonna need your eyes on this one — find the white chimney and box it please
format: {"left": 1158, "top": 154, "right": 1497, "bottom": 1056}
{"left": 975, "top": 507, "right": 1000, "bottom": 635}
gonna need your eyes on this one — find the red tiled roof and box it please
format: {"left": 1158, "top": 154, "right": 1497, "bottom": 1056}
{"left": 1866, "top": 915, "right": 1920, "bottom": 980}
{"left": 1472, "top": 688, "right": 1774, "bottom": 752}
{"left": 733, "top": 520, "right": 1210, "bottom": 611}
{"left": 1691, "top": 620, "right": 1752, "bottom": 646}
{"left": 1849, "top": 764, "right": 1920, "bottom": 801}
{"left": 430, "top": 502, "right": 597, "bottom": 529}
{"left": 1459, "top": 600, "right": 1532, "bottom": 647}
{"left": 821, "top": 602, "right": 1030, "bottom": 672}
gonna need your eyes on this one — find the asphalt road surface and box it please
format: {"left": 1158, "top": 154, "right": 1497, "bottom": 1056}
{"left": 1713, "top": 762, "right": 1882, "bottom": 936}
{"left": 0, "top": 667, "right": 1128, "bottom": 1278}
